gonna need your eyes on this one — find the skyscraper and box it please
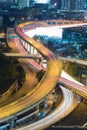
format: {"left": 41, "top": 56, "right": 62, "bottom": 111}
{"left": 61, "top": 0, "right": 70, "bottom": 10}
{"left": 14, "top": 0, "right": 30, "bottom": 8}
{"left": 83, "top": 0, "right": 87, "bottom": 10}
{"left": 29, "top": 0, "right": 34, "bottom": 7}
{"left": 76, "top": 0, "right": 84, "bottom": 11}
{"left": 61, "top": 0, "right": 85, "bottom": 11}
{"left": 70, "top": 0, "right": 76, "bottom": 10}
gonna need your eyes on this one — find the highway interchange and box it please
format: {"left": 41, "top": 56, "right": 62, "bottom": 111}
{"left": 19, "top": 20, "right": 87, "bottom": 99}
{"left": 0, "top": 20, "right": 87, "bottom": 129}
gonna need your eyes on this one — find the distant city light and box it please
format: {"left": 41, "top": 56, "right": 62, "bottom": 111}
{"left": 54, "top": 3, "right": 57, "bottom": 6}
{"left": 25, "top": 27, "right": 63, "bottom": 38}
{"left": 34, "top": 0, "right": 49, "bottom": 4}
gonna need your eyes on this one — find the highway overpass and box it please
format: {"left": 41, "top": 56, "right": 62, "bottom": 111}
{"left": 21, "top": 20, "right": 87, "bottom": 99}
{"left": 3, "top": 53, "right": 41, "bottom": 59}
{"left": 0, "top": 20, "right": 63, "bottom": 120}
{"left": 3, "top": 53, "right": 87, "bottom": 66}
{"left": 3, "top": 53, "right": 87, "bottom": 99}
{"left": 58, "top": 56, "right": 87, "bottom": 66}
{"left": 0, "top": 20, "right": 87, "bottom": 130}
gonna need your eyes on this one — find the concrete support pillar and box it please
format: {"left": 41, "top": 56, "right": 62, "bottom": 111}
{"left": 33, "top": 47, "right": 34, "bottom": 55}
{"left": 44, "top": 97, "right": 48, "bottom": 109}
{"left": 9, "top": 116, "right": 17, "bottom": 129}
{"left": 25, "top": 42, "right": 27, "bottom": 50}
{"left": 33, "top": 48, "right": 37, "bottom": 55}
{"left": 31, "top": 46, "right": 34, "bottom": 55}
{"left": 27, "top": 44, "right": 30, "bottom": 53}
{"left": 30, "top": 45, "right": 31, "bottom": 54}
{"left": 43, "top": 59, "right": 47, "bottom": 68}
{"left": 31, "top": 46, "right": 34, "bottom": 54}
{"left": 39, "top": 56, "right": 44, "bottom": 66}
{"left": 9, "top": 118, "right": 15, "bottom": 129}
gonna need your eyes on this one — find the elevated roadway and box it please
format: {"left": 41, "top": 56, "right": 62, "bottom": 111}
{"left": 58, "top": 56, "right": 87, "bottom": 66}
{"left": 21, "top": 20, "right": 87, "bottom": 32}
{"left": 22, "top": 20, "right": 87, "bottom": 99}
{"left": 4, "top": 53, "right": 87, "bottom": 66}
{"left": 0, "top": 21, "right": 62, "bottom": 119}
{"left": 16, "top": 86, "right": 78, "bottom": 130}
{"left": 0, "top": 20, "right": 87, "bottom": 128}
{"left": 3, "top": 51, "right": 87, "bottom": 99}
{"left": 3, "top": 53, "right": 41, "bottom": 59}
{"left": 60, "top": 70, "right": 87, "bottom": 99}
{"left": 4, "top": 52, "right": 87, "bottom": 99}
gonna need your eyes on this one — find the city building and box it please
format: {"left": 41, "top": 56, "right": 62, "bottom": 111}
{"left": 61, "top": 0, "right": 86, "bottom": 11}
{"left": 70, "top": 0, "right": 84, "bottom": 11}
{"left": 61, "top": 0, "right": 70, "bottom": 10}
{"left": 76, "top": 0, "right": 84, "bottom": 11}
{"left": 83, "top": 0, "right": 87, "bottom": 10}
{"left": 49, "top": 0, "right": 61, "bottom": 9}
{"left": 15, "top": 0, "right": 30, "bottom": 8}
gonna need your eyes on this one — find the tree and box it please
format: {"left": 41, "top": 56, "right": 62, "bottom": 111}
{"left": 16, "top": 65, "right": 26, "bottom": 88}
{"left": 36, "top": 70, "right": 45, "bottom": 82}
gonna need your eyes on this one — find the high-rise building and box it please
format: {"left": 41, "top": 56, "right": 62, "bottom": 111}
{"left": 14, "top": 0, "right": 18, "bottom": 4}
{"left": 26, "top": 0, "right": 30, "bottom": 7}
{"left": 61, "top": 0, "right": 70, "bottom": 10}
{"left": 29, "top": 0, "right": 34, "bottom": 6}
{"left": 76, "top": 0, "right": 84, "bottom": 11}
{"left": 70, "top": 0, "right": 76, "bottom": 10}
{"left": 83, "top": 0, "right": 87, "bottom": 10}
{"left": 14, "top": 0, "right": 30, "bottom": 8}
{"left": 61, "top": 0, "right": 85, "bottom": 11}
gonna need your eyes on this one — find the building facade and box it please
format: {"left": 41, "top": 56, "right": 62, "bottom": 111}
{"left": 83, "top": 0, "right": 87, "bottom": 10}
{"left": 61, "top": 0, "right": 87, "bottom": 11}
{"left": 16, "top": 0, "right": 30, "bottom": 8}
{"left": 76, "top": 0, "right": 84, "bottom": 11}
{"left": 61, "top": 0, "right": 70, "bottom": 10}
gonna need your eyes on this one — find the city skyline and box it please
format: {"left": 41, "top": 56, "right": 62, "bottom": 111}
{"left": 0, "top": 0, "right": 87, "bottom": 130}
{"left": 0, "top": 0, "right": 87, "bottom": 11}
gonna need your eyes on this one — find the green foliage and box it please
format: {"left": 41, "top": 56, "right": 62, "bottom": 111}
{"left": 0, "top": 41, "right": 10, "bottom": 53}
{"left": 0, "top": 53, "right": 26, "bottom": 88}
{"left": 36, "top": 70, "right": 45, "bottom": 82}
{"left": 16, "top": 65, "right": 26, "bottom": 88}
{"left": 64, "top": 61, "right": 80, "bottom": 80}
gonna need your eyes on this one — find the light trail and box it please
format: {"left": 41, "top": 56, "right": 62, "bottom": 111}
{"left": 0, "top": 20, "right": 62, "bottom": 119}
{"left": 24, "top": 21, "right": 87, "bottom": 99}
{"left": 0, "top": 20, "right": 86, "bottom": 129}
